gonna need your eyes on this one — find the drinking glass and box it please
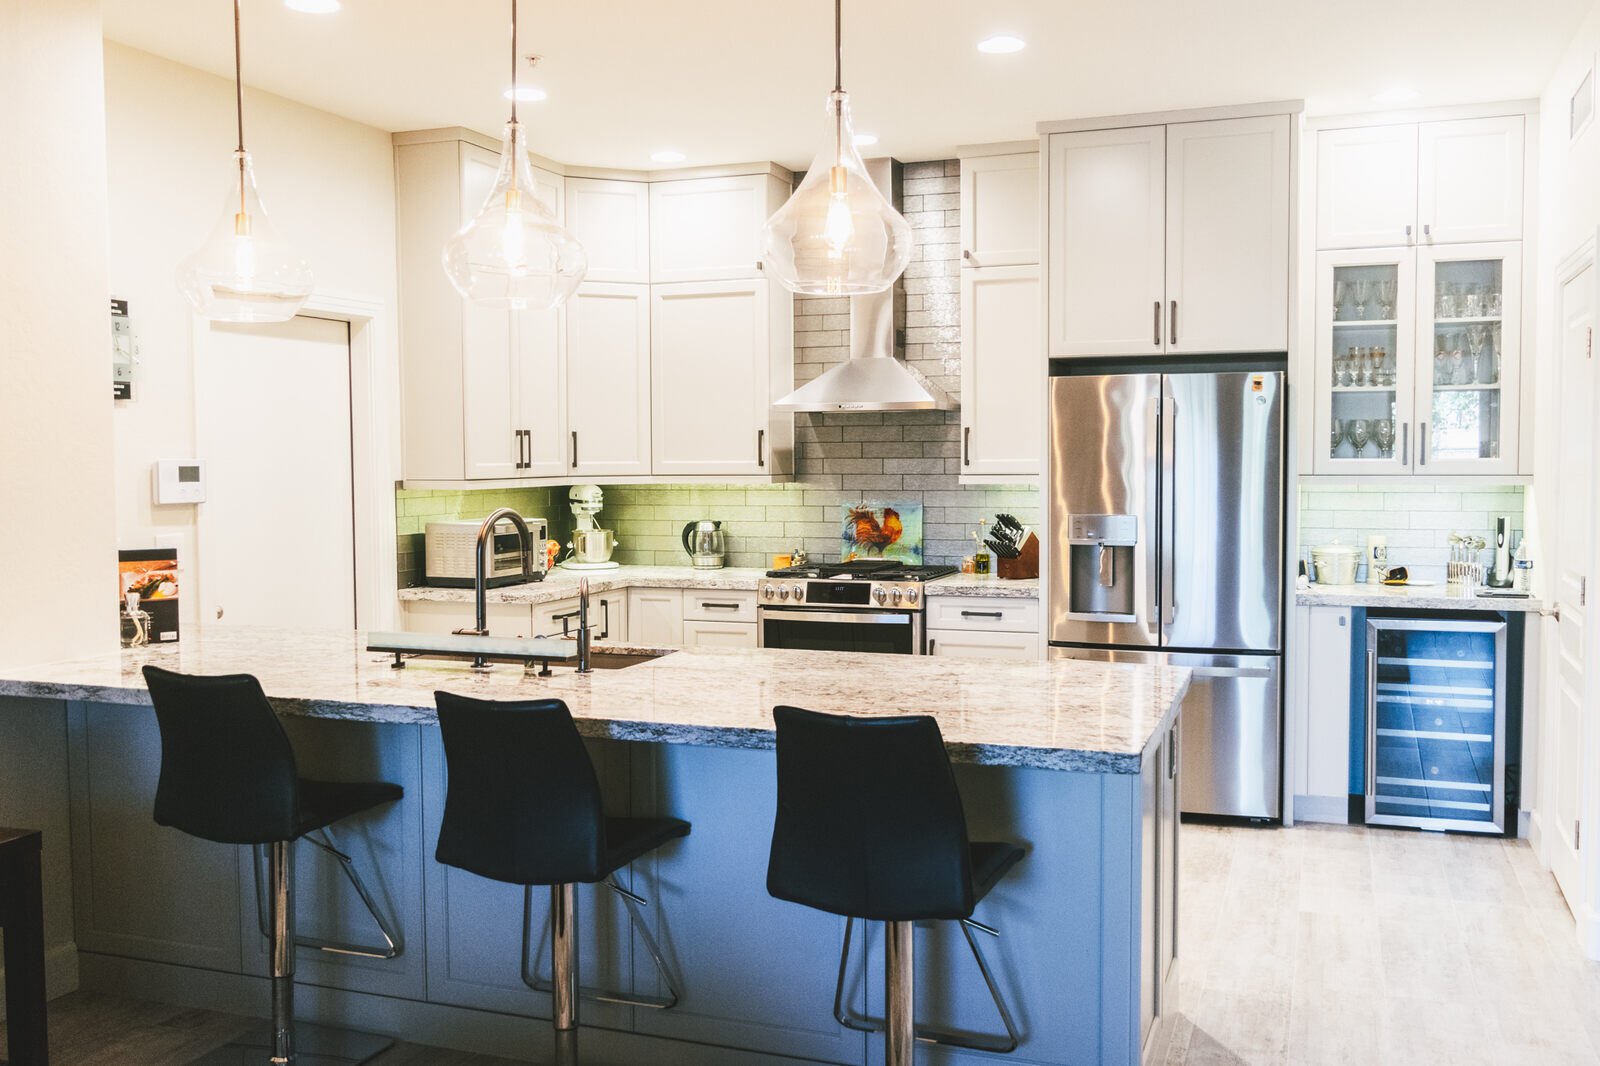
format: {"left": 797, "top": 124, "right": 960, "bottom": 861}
{"left": 1330, "top": 419, "right": 1345, "bottom": 458}
{"left": 1374, "top": 419, "right": 1396, "bottom": 458}
{"left": 1352, "top": 280, "right": 1372, "bottom": 319}
{"left": 1333, "top": 279, "right": 1348, "bottom": 320}
{"left": 1468, "top": 325, "right": 1496, "bottom": 384}
{"left": 1464, "top": 284, "right": 1483, "bottom": 318}
{"left": 1451, "top": 348, "right": 1471, "bottom": 386}
{"left": 1361, "top": 349, "right": 1377, "bottom": 387}
{"left": 1487, "top": 291, "right": 1503, "bottom": 317}
{"left": 1434, "top": 339, "right": 1451, "bottom": 385}
{"left": 1377, "top": 279, "right": 1397, "bottom": 318}
{"left": 1346, "top": 419, "right": 1372, "bottom": 458}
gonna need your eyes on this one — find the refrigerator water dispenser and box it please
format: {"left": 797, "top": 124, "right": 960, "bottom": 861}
{"left": 1066, "top": 514, "right": 1138, "bottom": 620}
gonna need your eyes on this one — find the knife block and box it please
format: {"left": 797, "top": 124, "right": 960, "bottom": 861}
{"left": 997, "top": 532, "right": 1039, "bottom": 580}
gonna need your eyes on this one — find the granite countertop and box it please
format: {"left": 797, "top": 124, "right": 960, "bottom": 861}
{"left": 0, "top": 626, "right": 1184, "bottom": 774}
{"left": 1295, "top": 582, "right": 1545, "bottom": 613}
{"left": 397, "top": 565, "right": 1039, "bottom": 606}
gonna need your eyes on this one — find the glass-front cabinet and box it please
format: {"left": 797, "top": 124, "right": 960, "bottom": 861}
{"left": 1313, "top": 242, "right": 1521, "bottom": 475}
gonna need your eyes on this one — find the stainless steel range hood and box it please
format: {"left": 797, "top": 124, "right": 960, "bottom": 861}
{"left": 772, "top": 158, "right": 954, "bottom": 413}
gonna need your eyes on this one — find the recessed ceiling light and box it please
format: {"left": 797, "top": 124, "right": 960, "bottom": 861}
{"left": 1372, "top": 85, "right": 1421, "bottom": 105}
{"left": 284, "top": 0, "right": 341, "bottom": 12}
{"left": 977, "top": 34, "right": 1026, "bottom": 55}
{"left": 651, "top": 149, "right": 686, "bottom": 164}
{"left": 503, "top": 85, "right": 548, "bottom": 102}
{"left": 853, "top": 132, "right": 879, "bottom": 147}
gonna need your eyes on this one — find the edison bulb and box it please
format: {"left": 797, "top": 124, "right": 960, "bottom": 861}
{"left": 176, "top": 151, "right": 313, "bottom": 323}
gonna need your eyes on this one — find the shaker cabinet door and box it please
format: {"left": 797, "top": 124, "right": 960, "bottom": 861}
{"left": 651, "top": 280, "right": 771, "bottom": 476}
{"left": 1417, "top": 116, "right": 1524, "bottom": 244}
{"left": 960, "top": 264, "right": 1041, "bottom": 479}
{"left": 1316, "top": 124, "right": 1419, "bottom": 249}
{"left": 566, "top": 283, "right": 652, "bottom": 478}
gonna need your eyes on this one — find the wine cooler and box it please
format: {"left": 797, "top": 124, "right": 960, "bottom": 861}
{"left": 1365, "top": 615, "right": 1509, "bottom": 834}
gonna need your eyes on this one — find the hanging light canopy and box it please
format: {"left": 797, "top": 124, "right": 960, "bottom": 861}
{"left": 444, "top": 1, "right": 586, "bottom": 310}
{"left": 761, "top": 0, "right": 912, "bottom": 296}
{"left": 176, "top": 0, "right": 313, "bottom": 323}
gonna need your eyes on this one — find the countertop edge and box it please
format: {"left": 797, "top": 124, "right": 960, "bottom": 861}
{"left": 1294, "top": 585, "right": 1545, "bottom": 612}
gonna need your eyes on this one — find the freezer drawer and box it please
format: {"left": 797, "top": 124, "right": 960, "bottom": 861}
{"left": 1051, "top": 646, "right": 1282, "bottom": 819}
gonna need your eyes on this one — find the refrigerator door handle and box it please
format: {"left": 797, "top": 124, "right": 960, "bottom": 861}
{"left": 1147, "top": 395, "right": 1162, "bottom": 635}
{"left": 1161, "top": 393, "right": 1178, "bottom": 627}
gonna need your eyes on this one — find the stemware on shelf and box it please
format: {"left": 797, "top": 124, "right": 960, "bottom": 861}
{"left": 1330, "top": 419, "right": 1345, "bottom": 458}
{"left": 1487, "top": 291, "right": 1503, "bottom": 317}
{"left": 1333, "top": 279, "right": 1348, "bottom": 320}
{"left": 1374, "top": 419, "right": 1396, "bottom": 458}
{"left": 1352, "top": 279, "right": 1371, "bottom": 319}
{"left": 1468, "top": 325, "right": 1496, "bottom": 384}
{"left": 1346, "top": 419, "right": 1372, "bottom": 458}
{"left": 1377, "top": 278, "right": 1397, "bottom": 319}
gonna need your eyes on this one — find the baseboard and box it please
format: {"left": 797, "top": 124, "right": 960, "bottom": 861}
{"left": 0, "top": 942, "right": 79, "bottom": 1002}
{"left": 78, "top": 952, "right": 841, "bottom": 1066}
{"left": 1577, "top": 901, "right": 1600, "bottom": 962}
{"left": 1292, "top": 794, "right": 1350, "bottom": 824}
{"left": 1517, "top": 808, "right": 1532, "bottom": 841}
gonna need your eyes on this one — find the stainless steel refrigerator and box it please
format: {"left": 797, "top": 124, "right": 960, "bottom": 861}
{"left": 1048, "top": 363, "right": 1285, "bottom": 819}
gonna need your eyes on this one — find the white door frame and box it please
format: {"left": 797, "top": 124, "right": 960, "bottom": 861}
{"left": 1541, "top": 232, "right": 1600, "bottom": 959}
{"left": 192, "top": 289, "right": 397, "bottom": 632}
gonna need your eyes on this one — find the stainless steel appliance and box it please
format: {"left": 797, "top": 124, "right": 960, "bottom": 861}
{"left": 682, "top": 520, "right": 727, "bottom": 569}
{"left": 425, "top": 516, "right": 549, "bottom": 588}
{"left": 757, "top": 560, "right": 957, "bottom": 655}
{"left": 1048, "top": 363, "right": 1286, "bottom": 819}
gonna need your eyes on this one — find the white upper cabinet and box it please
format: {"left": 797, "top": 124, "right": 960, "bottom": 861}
{"left": 1164, "top": 115, "right": 1291, "bottom": 354}
{"left": 566, "top": 177, "right": 651, "bottom": 283}
{"left": 959, "top": 152, "right": 1039, "bottom": 267}
{"left": 649, "top": 174, "right": 788, "bottom": 283}
{"left": 1048, "top": 125, "right": 1167, "bottom": 357}
{"left": 960, "top": 265, "right": 1041, "bottom": 480}
{"left": 1417, "top": 116, "right": 1524, "bottom": 244}
{"left": 566, "top": 283, "right": 652, "bottom": 478}
{"left": 1315, "top": 124, "right": 1419, "bottom": 249}
{"left": 1316, "top": 115, "right": 1524, "bottom": 249}
{"left": 651, "top": 279, "right": 791, "bottom": 477}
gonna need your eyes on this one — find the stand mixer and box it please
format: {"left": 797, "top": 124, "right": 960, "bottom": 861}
{"left": 560, "top": 484, "right": 621, "bottom": 571}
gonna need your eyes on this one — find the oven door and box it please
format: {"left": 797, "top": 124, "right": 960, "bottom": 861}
{"left": 759, "top": 607, "right": 922, "bottom": 655}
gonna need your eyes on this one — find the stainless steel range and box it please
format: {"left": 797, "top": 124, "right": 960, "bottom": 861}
{"left": 757, "top": 560, "right": 958, "bottom": 655}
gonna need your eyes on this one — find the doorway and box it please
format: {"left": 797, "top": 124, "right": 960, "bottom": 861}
{"left": 194, "top": 314, "right": 358, "bottom": 630}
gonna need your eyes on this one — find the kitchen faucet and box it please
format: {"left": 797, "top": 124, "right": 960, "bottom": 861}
{"left": 575, "top": 577, "right": 592, "bottom": 674}
{"left": 458, "top": 507, "right": 536, "bottom": 668}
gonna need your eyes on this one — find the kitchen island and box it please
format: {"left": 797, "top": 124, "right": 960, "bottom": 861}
{"left": 0, "top": 627, "right": 1186, "bottom": 1065}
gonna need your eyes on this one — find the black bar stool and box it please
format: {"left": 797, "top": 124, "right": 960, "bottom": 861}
{"left": 143, "top": 665, "right": 404, "bottom": 1065}
{"left": 432, "top": 691, "right": 689, "bottom": 1050}
{"left": 767, "top": 705, "right": 1025, "bottom": 1066}
{"left": 0, "top": 827, "right": 47, "bottom": 1064}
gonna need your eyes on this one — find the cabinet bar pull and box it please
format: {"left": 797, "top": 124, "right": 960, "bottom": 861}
{"left": 1399, "top": 422, "right": 1409, "bottom": 466}
{"left": 1423, "top": 223, "right": 1432, "bottom": 240}
{"left": 962, "top": 249, "right": 977, "bottom": 266}
{"left": 960, "top": 610, "right": 1004, "bottom": 619}
{"left": 1153, "top": 300, "right": 1162, "bottom": 346}
{"left": 513, "top": 430, "right": 522, "bottom": 469}
{"left": 1418, "top": 422, "right": 1428, "bottom": 466}
{"left": 757, "top": 428, "right": 766, "bottom": 468}
{"left": 1405, "top": 224, "right": 1413, "bottom": 242}
{"left": 600, "top": 599, "right": 611, "bottom": 639}
{"left": 701, "top": 601, "right": 742, "bottom": 610}
{"left": 570, "top": 431, "right": 578, "bottom": 469}
{"left": 1169, "top": 300, "right": 1178, "bottom": 347}
{"left": 963, "top": 426, "right": 972, "bottom": 466}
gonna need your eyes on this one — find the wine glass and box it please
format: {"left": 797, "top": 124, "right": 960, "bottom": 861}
{"left": 1468, "top": 325, "right": 1494, "bottom": 383}
{"left": 1374, "top": 419, "right": 1396, "bottom": 458}
{"left": 1330, "top": 418, "right": 1345, "bottom": 457}
{"left": 1377, "top": 279, "right": 1397, "bottom": 319}
{"left": 1333, "top": 279, "right": 1348, "bottom": 320}
{"left": 1346, "top": 419, "right": 1372, "bottom": 458}
{"left": 1352, "top": 280, "right": 1372, "bottom": 319}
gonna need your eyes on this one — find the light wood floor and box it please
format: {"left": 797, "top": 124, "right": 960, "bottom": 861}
{"left": 4, "top": 824, "right": 1596, "bottom": 1064}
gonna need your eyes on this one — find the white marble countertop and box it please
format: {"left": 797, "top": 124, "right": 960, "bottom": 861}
{"left": 0, "top": 626, "right": 1183, "bottom": 774}
{"left": 1295, "top": 582, "right": 1545, "bottom": 613}
{"left": 396, "top": 565, "right": 1038, "bottom": 606}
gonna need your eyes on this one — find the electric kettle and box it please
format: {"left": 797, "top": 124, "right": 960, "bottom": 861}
{"left": 681, "top": 520, "right": 726, "bottom": 570}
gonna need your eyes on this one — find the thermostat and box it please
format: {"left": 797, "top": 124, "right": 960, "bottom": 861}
{"left": 152, "top": 460, "right": 207, "bottom": 505}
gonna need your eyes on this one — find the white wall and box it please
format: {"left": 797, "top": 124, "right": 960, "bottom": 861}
{"left": 103, "top": 43, "right": 400, "bottom": 631}
{"left": 0, "top": 0, "right": 118, "bottom": 668}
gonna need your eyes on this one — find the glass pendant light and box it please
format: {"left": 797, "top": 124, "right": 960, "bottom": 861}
{"left": 443, "top": 0, "right": 586, "bottom": 310}
{"left": 176, "top": 0, "right": 313, "bottom": 323}
{"left": 761, "top": 0, "right": 912, "bottom": 296}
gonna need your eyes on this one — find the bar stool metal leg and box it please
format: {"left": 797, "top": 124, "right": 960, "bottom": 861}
{"left": 885, "top": 921, "right": 915, "bottom": 1066}
{"left": 522, "top": 877, "right": 682, "bottom": 1010}
{"left": 551, "top": 883, "right": 579, "bottom": 1032}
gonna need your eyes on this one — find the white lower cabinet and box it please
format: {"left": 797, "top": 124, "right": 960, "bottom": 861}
{"left": 1296, "top": 605, "right": 1354, "bottom": 821}
{"left": 628, "top": 588, "right": 685, "bottom": 646}
{"left": 682, "top": 619, "right": 757, "bottom": 648}
{"left": 401, "top": 599, "right": 532, "bottom": 637}
{"left": 927, "top": 628, "right": 1040, "bottom": 660}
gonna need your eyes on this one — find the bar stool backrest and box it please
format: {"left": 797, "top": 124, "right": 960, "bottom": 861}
{"left": 767, "top": 705, "right": 977, "bottom": 922}
{"left": 142, "top": 665, "right": 301, "bottom": 845}
{"left": 433, "top": 692, "right": 607, "bottom": 885}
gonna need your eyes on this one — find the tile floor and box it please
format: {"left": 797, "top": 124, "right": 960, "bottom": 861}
{"left": 1161, "top": 822, "right": 1600, "bottom": 1065}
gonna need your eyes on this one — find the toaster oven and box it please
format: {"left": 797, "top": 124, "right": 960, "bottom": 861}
{"left": 424, "top": 516, "right": 548, "bottom": 588}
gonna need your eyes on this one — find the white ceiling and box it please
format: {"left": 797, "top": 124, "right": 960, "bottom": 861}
{"left": 105, "top": 1, "right": 1588, "bottom": 171}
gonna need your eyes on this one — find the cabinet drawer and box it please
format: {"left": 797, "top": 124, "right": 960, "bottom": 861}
{"left": 402, "top": 599, "right": 532, "bottom": 637}
{"left": 682, "top": 589, "right": 757, "bottom": 623}
{"left": 927, "top": 628, "right": 1041, "bottom": 660}
{"left": 926, "top": 597, "right": 1040, "bottom": 633}
{"left": 682, "top": 619, "right": 758, "bottom": 648}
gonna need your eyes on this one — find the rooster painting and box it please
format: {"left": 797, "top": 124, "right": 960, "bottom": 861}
{"left": 840, "top": 502, "right": 923, "bottom": 564}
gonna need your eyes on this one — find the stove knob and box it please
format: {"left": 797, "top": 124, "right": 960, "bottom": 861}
{"left": 791, "top": 584, "right": 805, "bottom": 602}
{"left": 779, "top": 585, "right": 790, "bottom": 601}
{"left": 762, "top": 585, "right": 774, "bottom": 600}
{"left": 905, "top": 587, "right": 919, "bottom": 604}
{"left": 890, "top": 587, "right": 903, "bottom": 605}
{"left": 873, "top": 587, "right": 888, "bottom": 605}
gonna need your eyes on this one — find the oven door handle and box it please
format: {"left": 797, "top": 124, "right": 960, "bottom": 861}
{"left": 759, "top": 609, "right": 913, "bottom": 626}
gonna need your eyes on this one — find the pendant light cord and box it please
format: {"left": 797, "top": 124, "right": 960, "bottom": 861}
{"left": 509, "top": 0, "right": 519, "bottom": 125}
{"left": 833, "top": 0, "right": 842, "bottom": 93}
{"left": 232, "top": 0, "right": 247, "bottom": 223}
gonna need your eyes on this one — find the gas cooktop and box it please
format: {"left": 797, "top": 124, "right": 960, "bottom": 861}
{"left": 765, "top": 560, "right": 958, "bottom": 582}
